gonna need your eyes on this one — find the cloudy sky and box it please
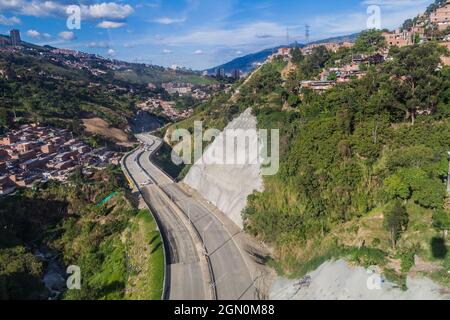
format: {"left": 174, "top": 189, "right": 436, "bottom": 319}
{"left": 0, "top": 0, "right": 434, "bottom": 69}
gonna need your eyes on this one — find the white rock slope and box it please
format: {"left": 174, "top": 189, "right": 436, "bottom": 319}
{"left": 270, "top": 260, "right": 450, "bottom": 300}
{"left": 183, "top": 108, "right": 263, "bottom": 228}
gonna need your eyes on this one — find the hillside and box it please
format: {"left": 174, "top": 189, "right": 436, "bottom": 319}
{"left": 207, "top": 33, "right": 359, "bottom": 74}
{"left": 0, "top": 166, "right": 164, "bottom": 300}
{"left": 0, "top": 40, "right": 211, "bottom": 145}
{"left": 171, "top": 29, "right": 450, "bottom": 291}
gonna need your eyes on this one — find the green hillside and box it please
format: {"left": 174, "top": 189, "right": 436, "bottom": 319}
{"left": 172, "top": 32, "right": 450, "bottom": 288}
{"left": 0, "top": 44, "right": 211, "bottom": 137}
{"left": 0, "top": 166, "right": 164, "bottom": 300}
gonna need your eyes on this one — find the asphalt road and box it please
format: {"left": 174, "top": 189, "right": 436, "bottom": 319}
{"left": 124, "top": 146, "right": 208, "bottom": 300}
{"left": 127, "top": 133, "right": 258, "bottom": 300}
{"left": 136, "top": 133, "right": 257, "bottom": 300}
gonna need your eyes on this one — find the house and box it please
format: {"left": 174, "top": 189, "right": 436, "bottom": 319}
{"left": 54, "top": 160, "right": 74, "bottom": 170}
{"left": 20, "top": 158, "right": 46, "bottom": 170}
{"left": 54, "top": 150, "right": 78, "bottom": 162}
{"left": 368, "top": 53, "right": 386, "bottom": 65}
{"left": 77, "top": 146, "right": 91, "bottom": 154}
{"left": 17, "top": 142, "right": 36, "bottom": 153}
{"left": 430, "top": 0, "right": 450, "bottom": 31}
{"left": 9, "top": 174, "right": 39, "bottom": 187}
{"left": 17, "top": 150, "right": 37, "bottom": 162}
{"left": 0, "top": 175, "right": 16, "bottom": 196}
{"left": 41, "top": 144, "right": 57, "bottom": 154}
{"left": 352, "top": 54, "right": 368, "bottom": 63}
{"left": 383, "top": 30, "right": 413, "bottom": 47}
{"left": 301, "top": 80, "right": 336, "bottom": 92}
{"left": 0, "top": 134, "right": 17, "bottom": 146}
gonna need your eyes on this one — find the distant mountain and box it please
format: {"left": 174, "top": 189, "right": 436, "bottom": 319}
{"left": 207, "top": 33, "right": 360, "bottom": 74}
{"left": 309, "top": 33, "right": 359, "bottom": 45}
{"left": 206, "top": 46, "right": 286, "bottom": 75}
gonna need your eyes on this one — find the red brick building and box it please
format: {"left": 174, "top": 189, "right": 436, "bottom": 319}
{"left": 430, "top": 0, "right": 450, "bottom": 31}
{"left": 41, "top": 144, "right": 57, "bottom": 154}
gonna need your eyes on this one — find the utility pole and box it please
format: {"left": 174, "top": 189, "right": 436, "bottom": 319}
{"left": 447, "top": 152, "right": 450, "bottom": 194}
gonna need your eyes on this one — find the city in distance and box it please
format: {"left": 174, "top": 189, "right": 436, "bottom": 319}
{"left": 0, "top": 0, "right": 449, "bottom": 308}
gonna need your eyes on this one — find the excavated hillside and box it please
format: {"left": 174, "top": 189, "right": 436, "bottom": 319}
{"left": 183, "top": 108, "right": 263, "bottom": 228}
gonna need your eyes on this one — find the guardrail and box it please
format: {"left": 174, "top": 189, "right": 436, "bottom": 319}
{"left": 120, "top": 150, "right": 168, "bottom": 300}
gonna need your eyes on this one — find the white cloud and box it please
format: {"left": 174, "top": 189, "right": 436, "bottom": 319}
{"left": 97, "top": 21, "right": 126, "bottom": 29}
{"left": 152, "top": 17, "right": 186, "bottom": 25}
{"left": 26, "top": 29, "right": 51, "bottom": 40}
{"left": 84, "top": 3, "right": 134, "bottom": 20}
{"left": 194, "top": 49, "right": 203, "bottom": 55}
{"left": 26, "top": 29, "right": 41, "bottom": 38}
{"left": 305, "top": 0, "right": 434, "bottom": 39}
{"left": 163, "top": 22, "right": 287, "bottom": 47}
{"left": 0, "top": 1, "right": 134, "bottom": 20}
{"left": 107, "top": 48, "right": 116, "bottom": 56}
{"left": 362, "top": 0, "right": 431, "bottom": 9}
{"left": 87, "top": 41, "right": 109, "bottom": 48}
{"left": 162, "top": 49, "right": 173, "bottom": 54}
{"left": 0, "top": 15, "right": 21, "bottom": 26}
{"left": 58, "top": 31, "right": 75, "bottom": 41}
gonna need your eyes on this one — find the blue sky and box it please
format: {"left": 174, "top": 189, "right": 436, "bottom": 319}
{"left": 0, "top": 0, "right": 434, "bottom": 69}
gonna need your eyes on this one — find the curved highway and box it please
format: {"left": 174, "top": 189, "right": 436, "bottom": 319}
{"left": 124, "top": 145, "right": 209, "bottom": 300}
{"left": 124, "top": 133, "right": 258, "bottom": 300}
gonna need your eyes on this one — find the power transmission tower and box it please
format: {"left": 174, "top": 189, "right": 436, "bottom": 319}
{"left": 305, "top": 24, "right": 310, "bottom": 44}
{"left": 286, "top": 27, "right": 290, "bottom": 47}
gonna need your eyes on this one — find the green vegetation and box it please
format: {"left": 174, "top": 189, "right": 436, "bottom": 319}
{"left": 0, "top": 47, "right": 211, "bottom": 136}
{"left": 230, "top": 39, "right": 450, "bottom": 287}
{"left": 151, "top": 142, "right": 185, "bottom": 180}
{"left": 0, "top": 51, "right": 136, "bottom": 131}
{"left": 384, "top": 202, "right": 409, "bottom": 249}
{"left": 0, "top": 167, "right": 164, "bottom": 300}
{"left": 114, "top": 65, "right": 213, "bottom": 86}
{"left": 353, "top": 29, "right": 386, "bottom": 53}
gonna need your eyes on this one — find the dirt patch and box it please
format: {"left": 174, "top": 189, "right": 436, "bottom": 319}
{"left": 281, "top": 61, "right": 297, "bottom": 79}
{"left": 83, "top": 118, "right": 133, "bottom": 147}
{"left": 271, "top": 259, "right": 450, "bottom": 300}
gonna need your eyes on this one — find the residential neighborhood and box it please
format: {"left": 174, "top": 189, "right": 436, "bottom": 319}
{"left": 0, "top": 124, "right": 121, "bottom": 195}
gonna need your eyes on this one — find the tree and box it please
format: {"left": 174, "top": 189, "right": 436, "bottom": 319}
{"left": 433, "top": 209, "right": 450, "bottom": 238}
{"left": 388, "top": 43, "right": 445, "bottom": 125}
{"left": 287, "top": 93, "right": 300, "bottom": 107}
{"left": 327, "top": 71, "right": 337, "bottom": 81}
{"left": 384, "top": 174, "right": 411, "bottom": 200}
{"left": 384, "top": 201, "right": 409, "bottom": 249}
{"left": 291, "top": 47, "right": 304, "bottom": 65}
{"left": 353, "top": 29, "right": 386, "bottom": 53}
{"left": 0, "top": 108, "right": 12, "bottom": 128}
{"left": 402, "top": 19, "right": 414, "bottom": 32}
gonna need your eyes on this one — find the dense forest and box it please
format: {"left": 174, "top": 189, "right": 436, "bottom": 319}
{"left": 0, "top": 167, "right": 164, "bottom": 300}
